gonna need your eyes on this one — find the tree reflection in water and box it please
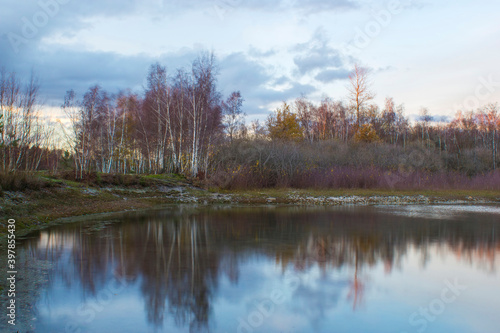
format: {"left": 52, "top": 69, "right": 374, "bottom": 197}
{"left": 21, "top": 206, "right": 500, "bottom": 332}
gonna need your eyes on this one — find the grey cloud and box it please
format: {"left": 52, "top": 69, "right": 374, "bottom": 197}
{"left": 0, "top": 38, "right": 315, "bottom": 115}
{"left": 219, "top": 52, "right": 272, "bottom": 91}
{"left": 42, "top": 47, "right": 199, "bottom": 101}
{"left": 292, "top": 0, "right": 358, "bottom": 14}
{"left": 248, "top": 46, "right": 277, "bottom": 58}
{"left": 291, "top": 279, "right": 346, "bottom": 321}
{"left": 178, "top": 0, "right": 357, "bottom": 13}
{"left": 0, "top": 35, "right": 200, "bottom": 104}
{"left": 375, "top": 66, "right": 395, "bottom": 73}
{"left": 1, "top": 37, "right": 279, "bottom": 114}
{"left": 219, "top": 52, "right": 281, "bottom": 115}
{"left": 1, "top": 0, "right": 359, "bottom": 43}
{"left": 1, "top": 0, "right": 360, "bottom": 57}
{"left": 252, "top": 82, "right": 316, "bottom": 103}
{"left": 219, "top": 53, "right": 318, "bottom": 115}
{"left": 315, "top": 68, "right": 350, "bottom": 83}
{"left": 281, "top": 82, "right": 316, "bottom": 99}
{"left": 36, "top": 51, "right": 152, "bottom": 102}
{"left": 294, "top": 53, "right": 343, "bottom": 75}
{"left": 292, "top": 28, "right": 348, "bottom": 77}
{"left": 1, "top": 0, "right": 142, "bottom": 49}
{"left": 273, "top": 76, "right": 290, "bottom": 86}
{"left": 409, "top": 114, "right": 450, "bottom": 123}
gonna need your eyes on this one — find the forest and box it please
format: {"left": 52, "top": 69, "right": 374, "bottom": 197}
{"left": 1, "top": 54, "right": 500, "bottom": 191}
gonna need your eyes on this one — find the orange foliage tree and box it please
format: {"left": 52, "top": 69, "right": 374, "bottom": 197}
{"left": 267, "top": 102, "right": 303, "bottom": 141}
{"left": 354, "top": 124, "right": 380, "bottom": 143}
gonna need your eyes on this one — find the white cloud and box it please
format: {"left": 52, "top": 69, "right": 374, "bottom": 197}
{"left": 1, "top": 0, "right": 499, "bottom": 120}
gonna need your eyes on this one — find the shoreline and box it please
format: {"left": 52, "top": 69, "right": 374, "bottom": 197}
{"left": 1, "top": 193, "right": 499, "bottom": 333}
{"left": 1, "top": 180, "right": 499, "bottom": 235}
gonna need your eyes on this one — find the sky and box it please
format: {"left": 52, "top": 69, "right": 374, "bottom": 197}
{"left": 1, "top": 0, "right": 500, "bottom": 122}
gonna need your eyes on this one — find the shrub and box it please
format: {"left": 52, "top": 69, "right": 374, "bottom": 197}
{"left": 0, "top": 172, "right": 49, "bottom": 192}
{"left": 354, "top": 124, "right": 380, "bottom": 143}
{"left": 207, "top": 140, "right": 500, "bottom": 190}
{"left": 56, "top": 170, "right": 145, "bottom": 187}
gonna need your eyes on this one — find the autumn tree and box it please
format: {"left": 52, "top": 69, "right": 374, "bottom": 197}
{"left": 267, "top": 102, "right": 303, "bottom": 141}
{"left": 295, "top": 97, "right": 316, "bottom": 142}
{"left": 347, "top": 64, "right": 375, "bottom": 128}
{"left": 354, "top": 124, "right": 380, "bottom": 143}
{"left": 315, "top": 98, "right": 339, "bottom": 141}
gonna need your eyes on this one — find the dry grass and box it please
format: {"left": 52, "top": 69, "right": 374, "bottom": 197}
{"left": 1, "top": 172, "right": 498, "bottom": 236}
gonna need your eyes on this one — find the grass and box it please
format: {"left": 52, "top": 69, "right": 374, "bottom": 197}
{"left": 142, "top": 173, "right": 186, "bottom": 181}
{"left": 0, "top": 186, "right": 201, "bottom": 236}
{"left": 0, "top": 171, "right": 198, "bottom": 234}
{"left": 1, "top": 172, "right": 499, "bottom": 236}
{"left": 221, "top": 188, "right": 500, "bottom": 203}
{"left": 0, "top": 171, "right": 52, "bottom": 192}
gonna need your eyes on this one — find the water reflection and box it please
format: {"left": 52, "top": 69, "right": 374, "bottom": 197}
{"left": 16, "top": 206, "right": 500, "bottom": 332}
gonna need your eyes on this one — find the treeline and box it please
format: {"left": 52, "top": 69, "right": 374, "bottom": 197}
{"left": 210, "top": 64, "right": 499, "bottom": 189}
{"left": 1, "top": 59, "right": 500, "bottom": 190}
{"left": 0, "top": 69, "right": 55, "bottom": 173}
{"left": 61, "top": 53, "right": 240, "bottom": 178}
{"left": 210, "top": 97, "right": 500, "bottom": 189}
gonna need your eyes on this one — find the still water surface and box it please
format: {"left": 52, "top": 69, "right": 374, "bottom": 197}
{"left": 13, "top": 205, "right": 500, "bottom": 332}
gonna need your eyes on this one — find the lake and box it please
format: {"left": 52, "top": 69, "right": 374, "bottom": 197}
{"left": 7, "top": 205, "right": 500, "bottom": 333}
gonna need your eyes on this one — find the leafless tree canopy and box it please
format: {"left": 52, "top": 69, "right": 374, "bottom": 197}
{"left": 59, "top": 53, "right": 230, "bottom": 178}
{"left": 0, "top": 69, "right": 52, "bottom": 172}
{"left": 2, "top": 61, "right": 500, "bottom": 190}
{"left": 347, "top": 64, "right": 375, "bottom": 128}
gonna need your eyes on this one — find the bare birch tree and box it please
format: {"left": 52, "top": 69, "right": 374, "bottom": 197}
{"left": 223, "top": 91, "right": 244, "bottom": 143}
{"left": 347, "top": 64, "right": 375, "bottom": 128}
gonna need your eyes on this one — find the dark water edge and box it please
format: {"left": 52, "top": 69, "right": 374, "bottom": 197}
{"left": 1, "top": 204, "right": 500, "bottom": 333}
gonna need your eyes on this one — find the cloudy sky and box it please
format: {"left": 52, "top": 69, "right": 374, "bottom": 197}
{"left": 1, "top": 0, "right": 499, "bottom": 121}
